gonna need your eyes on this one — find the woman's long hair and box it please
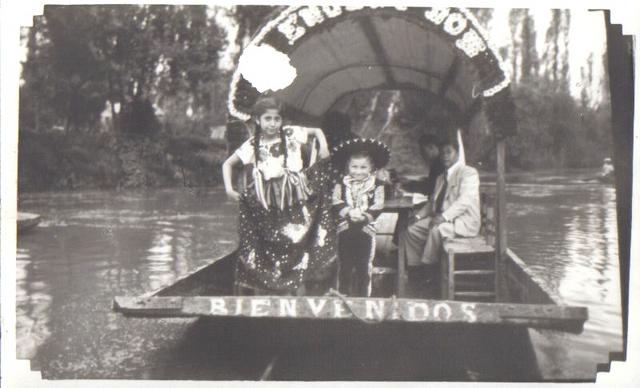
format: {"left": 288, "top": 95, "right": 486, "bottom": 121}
{"left": 251, "top": 96, "right": 288, "bottom": 168}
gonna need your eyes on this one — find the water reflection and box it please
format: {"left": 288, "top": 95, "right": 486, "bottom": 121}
{"left": 144, "top": 220, "right": 198, "bottom": 291}
{"left": 16, "top": 247, "right": 52, "bottom": 360}
{"left": 507, "top": 183, "right": 622, "bottom": 379}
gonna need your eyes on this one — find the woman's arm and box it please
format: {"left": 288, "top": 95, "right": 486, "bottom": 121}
{"left": 222, "top": 153, "right": 242, "bottom": 201}
{"left": 304, "top": 127, "right": 330, "bottom": 159}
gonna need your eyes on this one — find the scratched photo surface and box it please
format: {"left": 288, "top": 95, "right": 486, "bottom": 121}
{"left": 15, "top": 4, "right": 626, "bottom": 381}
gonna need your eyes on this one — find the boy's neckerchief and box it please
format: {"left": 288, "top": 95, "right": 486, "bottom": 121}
{"left": 343, "top": 174, "right": 376, "bottom": 211}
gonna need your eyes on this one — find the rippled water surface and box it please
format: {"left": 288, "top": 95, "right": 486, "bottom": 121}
{"left": 504, "top": 174, "right": 622, "bottom": 380}
{"left": 16, "top": 171, "right": 623, "bottom": 380}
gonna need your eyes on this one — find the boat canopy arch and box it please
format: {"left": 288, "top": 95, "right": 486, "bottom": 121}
{"left": 228, "top": 6, "right": 516, "bottom": 139}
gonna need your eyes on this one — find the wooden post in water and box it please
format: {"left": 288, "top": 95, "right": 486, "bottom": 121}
{"left": 495, "top": 140, "right": 507, "bottom": 301}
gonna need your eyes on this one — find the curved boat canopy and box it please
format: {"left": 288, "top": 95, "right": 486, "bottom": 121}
{"left": 228, "top": 6, "right": 516, "bottom": 139}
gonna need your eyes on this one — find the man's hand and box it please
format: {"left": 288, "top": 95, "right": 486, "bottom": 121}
{"left": 409, "top": 205, "right": 432, "bottom": 224}
{"left": 430, "top": 214, "right": 446, "bottom": 227}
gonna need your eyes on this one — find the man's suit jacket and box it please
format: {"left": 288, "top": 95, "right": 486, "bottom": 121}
{"left": 430, "top": 163, "right": 481, "bottom": 237}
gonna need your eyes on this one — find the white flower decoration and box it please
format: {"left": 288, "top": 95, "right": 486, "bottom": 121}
{"left": 237, "top": 44, "right": 297, "bottom": 93}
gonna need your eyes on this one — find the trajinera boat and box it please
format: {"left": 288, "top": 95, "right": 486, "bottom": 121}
{"left": 114, "top": 6, "right": 588, "bottom": 380}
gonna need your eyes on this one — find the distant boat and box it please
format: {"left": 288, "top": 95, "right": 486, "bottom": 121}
{"left": 598, "top": 158, "right": 615, "bottom": 184}
{"left": 597, "top": 174, "right": 614, "bottom": 184}
{"left": 18, "top": 212, "right": 41, "bottom": 232}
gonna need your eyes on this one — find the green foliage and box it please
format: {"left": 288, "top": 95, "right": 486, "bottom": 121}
{"left": 506, "top": 80, "right": 612, "bottom": 170}
{"left": 519, "top": 10, "right": 539, "bottom": 83}
{"left": 18, "top": 5, "right": 231, "bottom": 191}
{"left": 20, "top": 5, "right": 228, "bottom": 134}
{"left": 18, "top": 130, "right": 121, "bottom": 191}
{"left": 165, "top": 135, "right": 226, "bottom": 186}
{"left": 119, "top": 98, "right": 161, "bottom": 135}
{"left": 231, "top": 6, "right": 276, "bottom": 45}
{"left": 18, "top": 5, "right": 613, "bottom": 192}
{"left": 18, "top": 129, "right": 227, "bottom": 192}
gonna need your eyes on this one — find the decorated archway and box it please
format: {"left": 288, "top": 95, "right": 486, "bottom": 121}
{"left": 227, "top": 6, "right": 516, "bottom": 139}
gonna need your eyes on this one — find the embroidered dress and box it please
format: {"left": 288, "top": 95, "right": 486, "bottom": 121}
{"left": 234, "top": 126, "right": 337, "bottom": 293}
{"left": 235, "top": 126, "right": 312, "bottom": 209}
{"left": 332, "top": 175, "right": 385, "bottom": 297}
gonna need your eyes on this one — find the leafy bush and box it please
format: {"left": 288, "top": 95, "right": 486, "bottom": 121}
{"left": 18, "top": 129, "right": 227, "bottom": 192}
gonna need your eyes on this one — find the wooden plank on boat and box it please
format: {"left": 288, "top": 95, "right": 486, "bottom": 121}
{"left": 444, "top": 237, "right": 494, "bottom": 254}
{"left": 455, "top": 291, "right": 495, "bottom": 298}
{"left": 375, "top": 212, "right": 398, "bottom": 234}
{"left": 454, "top": 270, "right": 495, "bottom": 276}
{"left": 113, "top": 296, "right": 184, "bottom": 314}
{"left": 381, "top": 197, "right": 414, "bottom": 212}
{"left": 153, "top": 250, "right": 236, "bottom": 297}
{"left": 504, "top": 248, "right": 559, "bottom": 305}
{"left": 113, "top": 295, "right": 587, "bottom": 333}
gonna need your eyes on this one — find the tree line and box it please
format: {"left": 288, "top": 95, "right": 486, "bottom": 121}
{"left": 504, "top": 9, "right": 611, "bottom": 170}
{"left": 18, "top": 6, "right": 612, "bottom": 191}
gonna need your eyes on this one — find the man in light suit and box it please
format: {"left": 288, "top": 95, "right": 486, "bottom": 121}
{"left": 399, "top": 136, "right": 481, "bottom": 295}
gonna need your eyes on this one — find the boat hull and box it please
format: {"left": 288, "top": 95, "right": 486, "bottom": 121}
{"left": 126, "top": 314, "right": 542, "bottom": 381}
{"left": 114, "top": 248, "right": 587, "bottom": 333}
{"left": 112, "top": 242, "right": 586, "bottom": 381}
{"left": 17, "top": 212, "right": 41, "bottom": 232}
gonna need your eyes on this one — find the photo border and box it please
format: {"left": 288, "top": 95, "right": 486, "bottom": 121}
{"left": 2, "top": 0, "right": 638, "bottom": 386}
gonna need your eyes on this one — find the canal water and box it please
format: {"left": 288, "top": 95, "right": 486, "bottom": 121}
{"left": 15, "top": 170, "right": 623, "bottom": 380}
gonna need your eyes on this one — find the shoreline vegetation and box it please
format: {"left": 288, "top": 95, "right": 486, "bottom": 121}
{"left": 18, "top": 6, "right": 612, "bottom": 193}
{"left": 18, "top": 129, "right": 227, "bottom": 192}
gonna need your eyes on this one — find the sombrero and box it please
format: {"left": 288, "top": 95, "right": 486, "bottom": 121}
{"left": 331, "top": 138, "right": 391, "bottom": 169}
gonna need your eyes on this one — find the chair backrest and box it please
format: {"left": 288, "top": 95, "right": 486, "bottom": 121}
{"left": 480, "top": 192, "right": 496, "bottom": 247}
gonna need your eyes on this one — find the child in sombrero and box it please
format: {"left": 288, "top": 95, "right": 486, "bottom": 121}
{"left": 331, "top": 138, "right": 390, "bottom": 297}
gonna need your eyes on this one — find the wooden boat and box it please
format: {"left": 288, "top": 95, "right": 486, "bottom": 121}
{"left": 114, "top": 221, "right": 586, "bottom": 380}
{"left": 114, "top": 246, "right": 586, "bottom": 333}
{"left": 17, "top": 212, "right": 41, "bottom": 232}
{"left": 114, "top": 6, "right": 590, "bottom": 380}
{"left": 597, "top": 172, "right": 615, "bottom": 184}
{"left": 114, "top": 194, "right": 587, "bottom": 334}
{"left": 113, "top": 194, "right": 586, "bottom": 380}
{"left": 598, "top": 158, "right": 615, "bottom": 184}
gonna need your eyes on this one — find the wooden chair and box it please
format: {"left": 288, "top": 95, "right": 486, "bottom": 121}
{"left": 440, "top": 193, "right": 498, "bottom": 301}
{"left": 371, "top": 212, "right": 399, "bottom": 297}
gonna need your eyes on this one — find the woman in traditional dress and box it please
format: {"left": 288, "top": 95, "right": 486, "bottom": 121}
{"left": 222, "top": 96, "right": 337, "bottom": 295}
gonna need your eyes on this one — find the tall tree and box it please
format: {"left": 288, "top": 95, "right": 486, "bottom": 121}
{"left": 508, "top": 9, "right": 523, "bottom": 83}
{"left": 519, "top": 9, "right": 539, "bottom": 83}
{"left": 543, "top": 9, "right": 561, "bottom": 87}
{"left": 559, "top": 10, "right": 571, "bottom": 93}
{"left": 470, "top": 8, "right": 493, "bottom": 29}
{"left": 580, "top": 53, "right": 594, "bottom": 107}
{"left": 21, "top": 7, "right": 109, "bottom": 132}
{"left": 20, "top": 16, "right": 58, "bottom": 132}
{"left": 231, "top": 6, "right": 275, "bottom": 47}
{"left": 542, "top": 9, "right": 571, "bottom": 92}
{"left": 20, "top": 5, "right": 227, "bottom": 134}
